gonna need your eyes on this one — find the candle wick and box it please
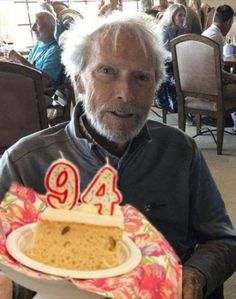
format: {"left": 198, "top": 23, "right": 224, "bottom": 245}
{"left": 59, "top": 151, "right": 65, "bottom": 159}
{"left": 105, "top": 156, "right": 110, "bottom": 165}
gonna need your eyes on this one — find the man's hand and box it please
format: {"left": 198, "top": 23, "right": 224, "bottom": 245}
{"left": 0, "top": 272, "right": 13, "bottom": 299}
{"left": 182, "top": 266, "right": 206, "bottom": 299}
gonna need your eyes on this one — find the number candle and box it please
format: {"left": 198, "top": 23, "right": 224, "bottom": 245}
{"left": 81, "top": 164, "right": 122, "bottom": 215}
{"left": 45, "top": 159, "right": 80, "bottom": 210}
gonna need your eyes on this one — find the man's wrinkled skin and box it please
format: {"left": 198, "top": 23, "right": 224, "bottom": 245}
{"left": 183, "top": 266, "right": 207, "bottom": 299}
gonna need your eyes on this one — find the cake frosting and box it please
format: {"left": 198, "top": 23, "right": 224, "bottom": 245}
{"left": 40, "top": 204, "right": 124, "bottom": 228}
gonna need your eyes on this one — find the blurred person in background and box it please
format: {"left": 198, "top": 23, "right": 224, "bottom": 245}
{"left": 145, "top": 8, "right": 160, "bottom": 19}
{"left": 152, "top": 0, "right": 169, "bottom": 20}
{"left": 50, "top": 1, "right": 68, "bottom": 15}
{"left": 174, "top": 0, "right": 202, "bottom": 33}
{"left": 157, "top": 3, "right": 186, "bottom": 51}
{"left": 40, "top": 1, "right": 64, "bottom": 39}
{"left": 155, "top": 3, "right": 186, "bottom": 113}
{"left": 6, "top": 11, "right": 62, "bottom": 91}
{"left": 98, "top": 0, "right": 121, "bottom": 16}
{"left": 202, "top": 4, "right": 236, "bottom": 132}
{"left": 202, "top": 5, "right": 234, "bottom": 56}
{"left": 152, "top": 0, "right": 169, "bottom": 12}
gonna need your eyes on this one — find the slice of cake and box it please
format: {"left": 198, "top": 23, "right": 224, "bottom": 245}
{"left": 27, "top": 204, "right": 124, "bottom": 270}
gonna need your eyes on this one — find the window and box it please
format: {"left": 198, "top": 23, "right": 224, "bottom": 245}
{"left": 0, "top": 0, "right": 143, "bottom": 49}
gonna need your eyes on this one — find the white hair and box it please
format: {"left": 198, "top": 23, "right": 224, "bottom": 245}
{"left": 35, "top": 11, "right": 56, "bottom": 33}
{"left": 60, "top": 12, "right": 166, "bottom": 88}
{"left": 39, "top": 3, "right": 56, "bottom": 17}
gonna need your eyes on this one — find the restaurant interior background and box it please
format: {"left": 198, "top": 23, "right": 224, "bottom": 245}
{"left": 1, "top": 0, "right": 236, "bottom": 52}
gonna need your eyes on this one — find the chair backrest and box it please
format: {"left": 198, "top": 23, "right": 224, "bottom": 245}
{"left": 57, "top": 8, "right": 83, "bottom": 29}
{"left": 203, "top": 7, "right": 215, "bottom": 31}
{"left": 0, "top": 61, "right": 48, "bottom": 154}
{"left": 171, "top": 34, "right": 223, "bottom": 102}
{"left": 57, "top": 76, "right": 76, "bottom": 121}
{"left": 200, "top": 4, "right": 214, "bottom": 30}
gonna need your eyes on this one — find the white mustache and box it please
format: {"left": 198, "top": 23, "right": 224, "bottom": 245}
{"left": 98, "top": 103, "right": 140, "bottom": 115}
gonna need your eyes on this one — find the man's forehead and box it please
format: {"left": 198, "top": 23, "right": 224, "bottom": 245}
{"left": 90, "top": 29, "right": 144, "bottom": 55}
{"left": 95, "top": 28, "right": 137, "bottom": 44}
{"left": 85, "top": 34, "right": 154, "bottom": 72}
{"left": 34, "top": 14, "right": 44, "bottom": 23}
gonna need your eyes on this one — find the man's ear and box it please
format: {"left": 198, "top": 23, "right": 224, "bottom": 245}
{"left": 225, "top": 17, "right": 233, "bottom": 30}
{"left": 75, "top": 75, "right": 85, "bottom": 94}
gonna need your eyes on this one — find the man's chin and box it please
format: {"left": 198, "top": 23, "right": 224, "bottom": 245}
{"left": 85, "top": 111, "right": 146, "bottom": 144}
{"left": 99, "top": 125, "right": 143, "bottom": 144}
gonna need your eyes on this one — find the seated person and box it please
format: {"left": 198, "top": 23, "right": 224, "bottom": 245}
{"left": 157, "top": 3, "right": 186, "bottom": 51}
{"left": 50, "top": 1, "right": 68, "bottom": 15}
{"left": 152, "top": 0, "right": 169, "bottom": 20}
{"left": 7, "top": 11, "right": 62, "bottom": 91}
{"left": 51, "top": 1, "right": 70, "bottom": 38}
{"left": 202, "top": 4, "right": 236, "bottom": 131}
{"left": 145, "top": 8, "right": 160, "bottom": 19}
{"left": 155, "top": 3, "right": 186, "bottom": 112}
{"left": 152, "top": 0, "right": 168, "bottom": 12}
{"left": 0, "top": 12, "right": 236, "bottom": 299}
{"left": 39, "top": 2, "right": 65, "bottom": 40}
{"left": 174, "top": 0, "right": 202, "bottom": 33}
{"left": 98, "top": 0, "right": 121, "bottom": 16}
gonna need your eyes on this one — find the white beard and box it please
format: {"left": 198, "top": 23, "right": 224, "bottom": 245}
{"left": 83, "top": 100, "right": 148, "bottom": 145}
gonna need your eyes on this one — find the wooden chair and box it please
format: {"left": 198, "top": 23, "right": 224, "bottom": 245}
{"left": 57, "top": 8, "right": 83, "bottom": 29}
{"left": 46, "top": 76, "right": 76, "bottom": 126}
{"left": 171, "top": 34, "right": 236, "bottom": 155}
{"left": 203, "top": 7, "right": 215, "bottom": 30}
{"left": 200, "top": 4, "right": 215, "bottom": 31}
{"left": 151, "top": 103, "right": 168, "bottom": 123}
{"left": 0, "top": 61, "right": 48, "bottom": 154}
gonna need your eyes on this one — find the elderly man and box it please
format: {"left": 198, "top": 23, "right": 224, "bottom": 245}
{"left": 7, "top": 11, "right": 62, "bottom": 89}
{"left": 0, "top": 12, "right": 236, "bottom": 299}
{"left": 202, "top": 4, "right": 236, "bottom": 132}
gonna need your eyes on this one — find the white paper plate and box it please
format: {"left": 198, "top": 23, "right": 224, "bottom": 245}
{"left": 6, "top": 223, "right": 142, "bottom": 279}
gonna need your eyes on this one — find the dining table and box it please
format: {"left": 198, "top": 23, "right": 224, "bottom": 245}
{"left": 0, "top": 56, "right": 8, "bottom": 62}
{"left": 223, "top": 55, "right": 236, "bottom": 73}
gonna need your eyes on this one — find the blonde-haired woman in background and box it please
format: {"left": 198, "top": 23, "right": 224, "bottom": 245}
{"left": 157, "top": 3, "right": 186, "bottom": 51}
{"left": 174, "top": 0, "right": 202, "bottom": 33}
{"left": 154, "top": 4, "right": 186, "bottom": 113}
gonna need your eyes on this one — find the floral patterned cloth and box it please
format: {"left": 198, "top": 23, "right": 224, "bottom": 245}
{"left": 0, "top": 182, "right": 182, "bottom": 299}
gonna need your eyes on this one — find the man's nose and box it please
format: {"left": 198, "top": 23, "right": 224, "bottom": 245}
{"left": 115, "top": 77, "right": 133, "bottom": 102}
{"left": 31, "top": 23, "right": 36, "bottom": 31}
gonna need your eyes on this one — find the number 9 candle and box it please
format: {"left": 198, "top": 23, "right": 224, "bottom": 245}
{"left": 45, "top": 159, "right": 80, "bottom": 210}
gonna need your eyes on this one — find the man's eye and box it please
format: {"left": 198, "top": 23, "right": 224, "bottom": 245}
{"left": 135, "top": 73, "right": 150, "bottom": 81}
{"left": 99, "top": 66, "right": 116, "bottom": 75}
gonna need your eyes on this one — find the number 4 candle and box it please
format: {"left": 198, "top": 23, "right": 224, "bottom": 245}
{"left": 81, "top": 164, "right": 122, "bottom": 215}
